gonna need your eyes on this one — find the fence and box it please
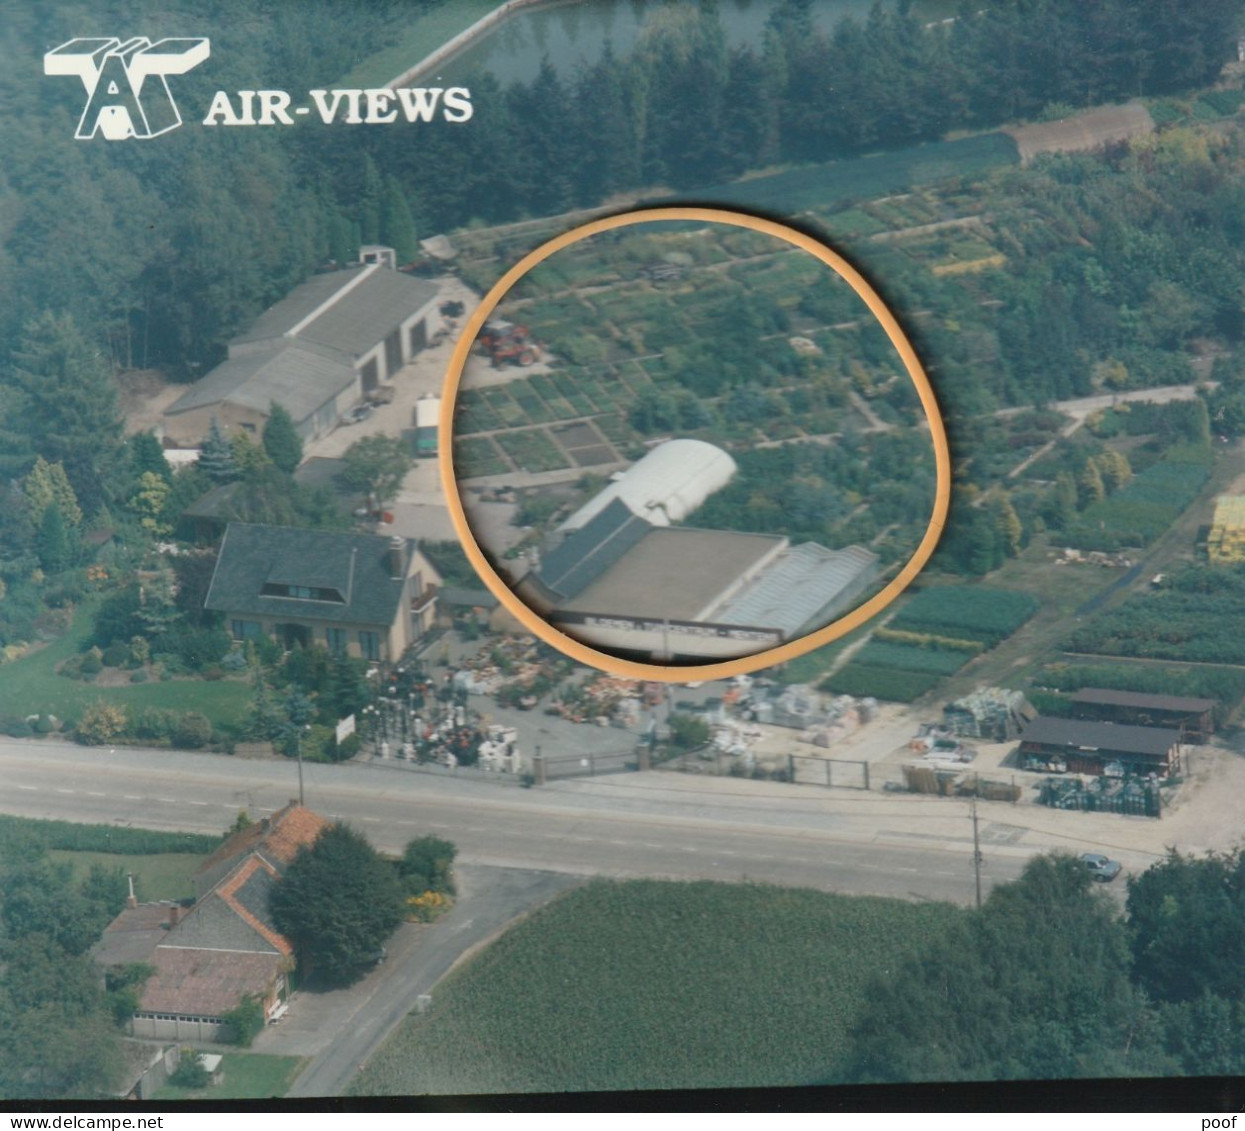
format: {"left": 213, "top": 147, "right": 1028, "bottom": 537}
{"left": 358, "top": 752, "right": 525, "bottom": 787}
{"left": 538, "top": 748, "right": 638, "bottom": 781}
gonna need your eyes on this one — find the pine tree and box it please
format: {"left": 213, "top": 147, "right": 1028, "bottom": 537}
{"left": 129, "top": 432, "right": 171, "bottom": 483}
{"left": 262, "top": 403, "right": 304, "bottom": 475}
{"left": 1052, "top": 470, "right": 1079, "bottom": 527}
{"left": 2, "top": 313, "right": 124, "bottom": 516}
{"left": 992, "top": 495, "right": 1023, "bottom": 557}
{"left": 37, "top": 503, "right": 71, "bottom": 573}
{"left": 379, "top": 179, "right": 419, "bottom": 265}
{"left": 1077, "top": 458, "right": 1105, "bottom": 507}
{"left": 23, "top": 457, "right": 83, "bottom": 529}
{"left": 1096, "top": 449, "right": 1132, "bottom": 493}
{"left": 198, "top": 418, "right": 236, "bottom": 484}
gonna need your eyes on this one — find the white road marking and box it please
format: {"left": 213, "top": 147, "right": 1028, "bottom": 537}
{"left": 55, "top": 788, "right": 74, "bottom": 794}
{"left": 157, "top": 797, "right": 177, "bottom": 803}
{"left": 189, "top": 801, "right": 208, "bottom": 807}
{"left": 17, "top": 785, "right": 36, "bottom": 792}
{"left": 86, "top": 792, "right": 106, "bottom": 797}
{"left": 124, "top": 795, "right": 141, "bottom": 800}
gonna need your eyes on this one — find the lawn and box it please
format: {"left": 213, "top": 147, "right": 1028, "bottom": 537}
{"left": 152, "top": 1053, "right": 306, "bottom": 1101}
{"left": 47, "top": 850, "right": 206, "bottom": 902}
{"left": 350, "top": 879, "right": 963, "bottom": 1095}
{"left": 0, "top": 599, "right": 251, "bottom": 732}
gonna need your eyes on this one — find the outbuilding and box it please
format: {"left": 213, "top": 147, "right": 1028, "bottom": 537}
{"left": 1018, "top": 716, "right": 1181, "bottom": 777}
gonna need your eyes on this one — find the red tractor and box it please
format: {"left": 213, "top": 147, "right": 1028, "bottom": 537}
{"left": 479, "top": 319, "right": 540, "bottom": 367}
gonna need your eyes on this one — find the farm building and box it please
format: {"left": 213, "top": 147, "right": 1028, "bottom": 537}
{"left": 1070, "top": 688, "right": 1215, "bottom": 743}
{"left": 204, "top": 523, "right": 441, "bottom": 662}
{"left": 1018, "top": 716, "right": 1182, "bottom": 777}
{"left": 93, "top": 803, "right": 330, "bottom": 1043}
{"left": 558, "top": 439, "right": 737, "bottom": 533}
{"left": 1207, "top": 495, "right": 1245, "bottom": 563}
{"left": 163, "top": 259, "right": 441, "bottom": 445}
{"left": 518, "top": 498, "right": 879, "bottom": 662}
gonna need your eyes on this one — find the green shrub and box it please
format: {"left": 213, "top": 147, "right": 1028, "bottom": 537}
{"left": 33, "top": 715, "right": 56, "bottom": 734}
{"left": 222, "top": 995, "right": 266, "bottom": 1048}
{"left": 169, "top": 1049, "right": 211, "bottom": 1089}
{"left": 0, "top": 814, "right": 220, "bottom": 854}
{"left": 129, "top": 669, "right": 149, "bottom": 683}
{"left": 103, "top": 642, "right": 129, "bottom": 668}
{"left": 5, "top": 720, "right": 33, "bottom": 738}
{"left": 174, "top": 712, "right": 213, "bottom": 749}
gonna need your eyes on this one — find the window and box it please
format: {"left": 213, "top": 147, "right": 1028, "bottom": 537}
{"left": 326, "top": 628, "right": 346, "bottom": 655}
{"left": 260, "top": 583, "right": 344, "bottom": 603}
{"left": 231, "top": 619, "right": 262, "bottom": 641}
{"left": 359, "top": 630, "right": 380, "bottom": 661}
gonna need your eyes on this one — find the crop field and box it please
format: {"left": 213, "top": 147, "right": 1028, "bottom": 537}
{"left": 823, "top": 586, "right": 1038, "bottom": 702}
{"left": 821, "top": 663, "right": 945, "bottom": 702}
{"left": 1060, "top": 445, "right": 1212, "bottom": 550}
{"left": 888, "top": 586, "right": 1040, "bottom": 647}
{"left": 1063, "top": 564, "right": 1245, "bottom": 666}
{"left": 349, "top": 879, "right": 963, "bottom": 1095}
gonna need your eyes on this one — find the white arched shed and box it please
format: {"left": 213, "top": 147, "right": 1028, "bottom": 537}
{"left": 560, "top": 439, "right": 737, "bottom": 532}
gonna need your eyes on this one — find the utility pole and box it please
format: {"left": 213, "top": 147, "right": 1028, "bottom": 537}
{"left": 296, "top": 724, "right": 307, "bottom": 807}
{"left": 971, "top": 797, "right": 982, "bottom": 910}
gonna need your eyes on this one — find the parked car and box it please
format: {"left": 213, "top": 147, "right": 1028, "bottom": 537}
{"left": 340, "top": 403, "right": 373, "bottom": 425}
{"left": 1078, "top": 852, "right": 1123, "bottom": 882}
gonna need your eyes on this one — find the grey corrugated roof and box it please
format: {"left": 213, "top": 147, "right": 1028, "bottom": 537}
{"left": 712, "top": 543, "right": 879, "bottom": 636}
{"left": 204, "top": 523, "right": 414, "bottom": 626}
{"left": 233, "top": 266, "right": 439, "bottom": 358}
{"left": 233, "top": 267, "right": 370, "bottom": 345}
{"left": 165, "top": 343, "right": 355, "bottom": 425}
{"left": 539, "top": 498, "right": 654, "bottom": 600}
{"left": 1020, "top": 717, "right": 1179, "bottom": 758}
{"left": 1071, "top": 688, "right": 1216, "bottom": 713}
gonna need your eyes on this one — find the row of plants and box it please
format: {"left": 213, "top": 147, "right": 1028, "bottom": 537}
{"left": 887, "top": 585, "right": 1040, "bottom": 646}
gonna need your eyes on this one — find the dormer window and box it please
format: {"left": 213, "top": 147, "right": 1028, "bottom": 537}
{"left": 260, "top": 583, "right": 345, "bottom": 603}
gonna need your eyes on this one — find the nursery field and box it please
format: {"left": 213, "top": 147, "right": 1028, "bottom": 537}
{"left": 823, "top": 586, "right": 1039, "bottom": 702}
{"left": 349, "top": 879, "right": 963, "bottom": 1095}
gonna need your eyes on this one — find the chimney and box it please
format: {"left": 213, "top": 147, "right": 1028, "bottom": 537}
{"left": 126, "top": 874, "right": 137, "bottom": 910}
{"left": 168, "top": 904, "right": 181, "bottom": 927}
{"left": 387, "top": 535, "right": 407, "bottom": 580}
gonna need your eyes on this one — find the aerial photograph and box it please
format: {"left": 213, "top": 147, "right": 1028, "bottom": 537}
{"left": 2, "top": 0, "right": 1245, "bottom": 1110}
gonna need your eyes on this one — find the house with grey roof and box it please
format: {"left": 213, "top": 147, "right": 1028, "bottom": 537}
{"left": 163, "top": 259, "right": 441, "bottom": 445}
{"left": 204, "top": 522, "right": 440, "bottom": 661}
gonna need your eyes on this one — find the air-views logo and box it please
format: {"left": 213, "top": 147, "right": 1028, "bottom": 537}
{"left": 45, "top": 36, "right": 474, "bottom": 141}
{"left": 44, "top": 37, "right": 210, "bottom": 140}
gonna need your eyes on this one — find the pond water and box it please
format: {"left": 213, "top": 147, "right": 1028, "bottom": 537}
{"left": 436, "top": 0, "right": 956, "bottom": 86}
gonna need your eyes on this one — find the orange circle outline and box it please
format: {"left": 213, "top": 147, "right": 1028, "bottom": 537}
{"left": 439, "top": 207, "right": 950, "bottom": 683}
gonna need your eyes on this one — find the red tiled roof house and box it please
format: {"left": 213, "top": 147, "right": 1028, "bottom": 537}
{"left": 92, "top": 803, "right": 331, "bottom": 1043}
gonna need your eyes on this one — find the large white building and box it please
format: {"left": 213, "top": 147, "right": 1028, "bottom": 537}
{"left": 559, "top": 438, "right": 737, "bottom": 532}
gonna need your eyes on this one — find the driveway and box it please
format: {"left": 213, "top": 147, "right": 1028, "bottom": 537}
{"left": 262, "top": 864, "right": 580, "bottom": 1097}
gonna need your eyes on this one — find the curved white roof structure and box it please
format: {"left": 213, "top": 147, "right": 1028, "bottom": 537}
{"left": 560, "top": 439, "right": 737, "bottom": 533}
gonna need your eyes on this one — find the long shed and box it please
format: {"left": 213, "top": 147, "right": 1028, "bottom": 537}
{"left": 1019, "top": 716, "right": 1181, "bottom": 777}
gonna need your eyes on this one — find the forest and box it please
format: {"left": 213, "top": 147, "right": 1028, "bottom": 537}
{"left": 1, "top": 0, "right": 1240, "bottom": 383}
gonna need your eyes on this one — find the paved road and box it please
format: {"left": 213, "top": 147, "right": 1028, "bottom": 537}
{"left": 271, "top": 865, "right": 579, "bottom": 1097}
{"left": 0, "top": 739, "right": 1054, "bottom": 904}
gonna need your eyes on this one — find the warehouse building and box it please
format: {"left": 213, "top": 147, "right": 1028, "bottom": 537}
{"left": 1018, "top": 716, "right": 1182, "bottom": 777}
{"left": 164, "top": 259, "right": 441, "bottom": 445}
{"left": 518, "top": 498, "right": 879, "bottom": 663}
{"left": 1070, "top": 688, "right": 1215, "bottom": 744}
